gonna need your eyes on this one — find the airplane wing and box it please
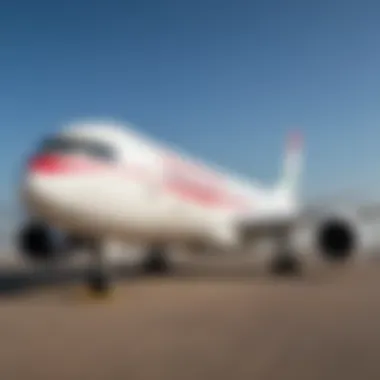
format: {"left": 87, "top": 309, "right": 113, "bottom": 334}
{"left": 236, "top": 211, "right": 295, "bottom": 242}
{"left": 233, "top": 197, "right": 380, "bottom": 263}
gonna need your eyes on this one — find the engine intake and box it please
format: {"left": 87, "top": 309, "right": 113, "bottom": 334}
{"left": 15, "top": 221, "right": 84, "bottom": 263}
{"left": 317, "top": 219, "right": 356, "bottom": 262}
{"left": 16, "top": 221, "right": 58, "bottom": 262}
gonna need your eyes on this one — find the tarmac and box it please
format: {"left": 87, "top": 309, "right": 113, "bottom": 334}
{"left": 0, "top": 255, "right": 379, "bottom": 380}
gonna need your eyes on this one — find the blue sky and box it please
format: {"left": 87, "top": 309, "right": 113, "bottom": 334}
{"left": 1, "top": 0, "right": 380, "bottom": 211}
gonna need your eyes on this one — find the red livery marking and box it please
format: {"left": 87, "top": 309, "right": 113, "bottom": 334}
{"left": 163, "top": 154, "right": 223, "bottom": 186}
{"left": 162, "top": 153, "right": 244, "bottom": 208}
{"left": 27, "top": 154, "right": 251, "bottom": 210}
{"left": 287, "top": 130, "right": 303, "bottom": 151}
{"left": 28, "top": 154, "right": 109, "bottom": 175}
{"left": 167, "top": 181, "right": 247, "bottom": 209}
{"left": 163, "top": 162, "right": 249, "bottom": 209}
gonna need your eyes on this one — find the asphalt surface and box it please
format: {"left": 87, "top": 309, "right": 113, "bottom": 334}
{"left": 0, "top": 258, "right": 379, "bottom": 380}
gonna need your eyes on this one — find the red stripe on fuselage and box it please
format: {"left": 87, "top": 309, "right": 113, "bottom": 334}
{"left": 162, "top": 154, "right": 246, "bottom": 208}
{"left": 27, "top": 154, "right": 250, "bottom": 210}
{"left": 28, "top": 154, "right": 109, "bottom": 175}
{"left": 167, "top": 181, "right": 247, "bottom": 208}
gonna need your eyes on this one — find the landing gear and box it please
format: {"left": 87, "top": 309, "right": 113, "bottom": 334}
{"left": 87, "top": 271, "right": 112, "bottom": 295}
{"left": 269, "top": 233, "right": 303, "bottom": 277}
{"left": 269, "top": 251, "right": 302, "bottom": 276}
{"left": 86, "top": 243, "right": 113, "bottom": 297}
{"left": 141, "top": 246, "right": 171, "bottom": 275}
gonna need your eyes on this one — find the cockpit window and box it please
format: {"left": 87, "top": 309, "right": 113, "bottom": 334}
{"left": 38, "top": 136, "right": 116, "bottom": 161}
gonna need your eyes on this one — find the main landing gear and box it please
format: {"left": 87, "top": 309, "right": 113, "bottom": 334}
{"left": 268, "top": 236, "right": 303, "bottom": 277}
{"left": 141, "top": 246, "right": 172, "bottom": 275}
{"left": 269, "top": 250, "right": 302, "bottom": 276}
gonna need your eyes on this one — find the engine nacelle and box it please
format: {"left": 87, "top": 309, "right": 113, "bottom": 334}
{"left": 15, "top": 221, "right": 82, "bottom": 263}
{"left": 293, "top": 207, "right": 368, "bottom": 265}
{"left": 315, "top": 218, "right": 357, "bottom": 262}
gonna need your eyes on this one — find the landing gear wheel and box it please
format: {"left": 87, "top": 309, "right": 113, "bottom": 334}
{"left": 86, "top": 242, "right": 114, "bottom": 298}
{"left": 142, "top": 247, "right": 171, "bottom": 275}
{"left": 270, "top": 253, "right": 302, "bottom": 276}
{"left": 87, "top": 271, "right": 113, "bottom": 296}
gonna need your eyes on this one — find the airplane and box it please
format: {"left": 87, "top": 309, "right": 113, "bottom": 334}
{"left": 14, "top": 119, "right": 363, "bottom": 295}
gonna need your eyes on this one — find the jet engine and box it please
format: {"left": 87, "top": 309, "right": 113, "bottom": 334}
{"left": 294, "top": 202, "right": 380, "bottom": 265}
{"left": 15, "top": 220, "right": 82, "bottom": 263}
{"left": 314, "top": 217, "right": 357, "bottom": 262}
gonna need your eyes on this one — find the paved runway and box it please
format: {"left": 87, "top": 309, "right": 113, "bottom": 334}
{"left": 0, "top": 259, "right": 379, "bottom": 380}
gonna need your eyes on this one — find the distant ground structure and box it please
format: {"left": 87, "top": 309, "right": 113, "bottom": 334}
{"left": 0, "top": 203, "right": 22, "bottom": 255}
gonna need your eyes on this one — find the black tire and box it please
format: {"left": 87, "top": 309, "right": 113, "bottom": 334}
{"left": 87, "top": 271, "right": 113, "bottom": 296}
{"left": 142, "top": 248, "right": 171, "bottom": 275}
{"left": 270, "top": 254, "right": 302, "bottom": 276}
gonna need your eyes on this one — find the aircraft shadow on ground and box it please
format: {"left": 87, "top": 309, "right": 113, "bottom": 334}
{"left": 0, "top": 265, "right": 141, "bottom": 298}
{"left": 0, "top": 262, "right": 337, "bottom": 298}
{"left": 0, "top": 267, "right": 85, "bottom": 297}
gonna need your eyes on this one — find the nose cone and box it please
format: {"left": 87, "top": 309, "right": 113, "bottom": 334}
{"left": 21, "top": 153, "right": 109, "bottom": 232}
{"left": 21, "top": 172, "right": 60, "bottom": 217}
{"left": 21, "top": 155, "right": 70, "bottom": 217}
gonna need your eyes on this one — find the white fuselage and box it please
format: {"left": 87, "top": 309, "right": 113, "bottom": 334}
{"left": 21, "top": 122, "right": 297, "bottom": 249}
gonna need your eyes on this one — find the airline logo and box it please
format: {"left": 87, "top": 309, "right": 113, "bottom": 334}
{"left": 163, "top": 155, "right": 249, "bottom": 210}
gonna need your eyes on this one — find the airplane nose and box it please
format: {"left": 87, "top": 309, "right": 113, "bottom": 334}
{"left": 21, "top": 173, "right": 60, "bottom": 215}
{"left": 21, "top": 154, "right": 70, "bottom": 216}
{"left": 20, "top": 153, "right": 109, "bottom": 231}
{"left": 21, "top": 153, "right": 101, "bottom": 224}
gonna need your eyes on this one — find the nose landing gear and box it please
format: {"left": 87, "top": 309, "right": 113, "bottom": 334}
{"left": 85, "top": 243, "right": 172, "bottom": 297}
{"left": 86, "top": 243, "right": 114, "bottom": 298}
